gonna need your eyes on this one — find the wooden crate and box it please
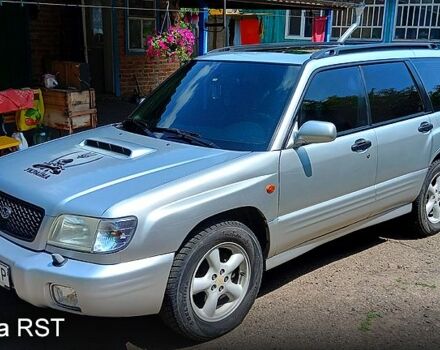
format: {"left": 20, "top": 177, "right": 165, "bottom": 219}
{"left": 43, "top": 88, "right": 95, "bottom": 114}
{"left": 51, "top": 61, "right": 91, "bottom": 90}
{"left": 43, "top": 88, "right": 97, "bottom": 134}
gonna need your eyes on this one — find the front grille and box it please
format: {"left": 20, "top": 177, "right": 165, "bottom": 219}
{"left": 0, "top": 191, "right": 45, "bottom": 242}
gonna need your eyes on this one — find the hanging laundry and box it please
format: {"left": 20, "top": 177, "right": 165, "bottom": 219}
{"left": 233, "top": 18, "right": 241, "bottom": 46}
{"left": 312, "top": 16, "right": 327, "bottom": 43}
{"left": 240, "top": 18, "right": 261, "bottom": 45}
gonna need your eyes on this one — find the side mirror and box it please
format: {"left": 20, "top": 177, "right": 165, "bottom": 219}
{"left": 294, "top": 121, "right": 337, "bottom": 146}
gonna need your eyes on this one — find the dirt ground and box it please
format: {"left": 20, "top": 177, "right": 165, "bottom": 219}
{"left": 1, "top": 218, "right": 439, "bottom": 350}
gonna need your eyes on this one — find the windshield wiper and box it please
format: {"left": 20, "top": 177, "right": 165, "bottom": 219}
{"left": 152, "top": 127, "right": 218, "bottom": 148}
{"left": 122, "top": 119, "right": 157, "bottom": 138}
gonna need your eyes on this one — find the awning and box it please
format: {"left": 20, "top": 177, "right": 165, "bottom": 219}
{"left": 179, "top": 0, "right": 364, "bottom": 10}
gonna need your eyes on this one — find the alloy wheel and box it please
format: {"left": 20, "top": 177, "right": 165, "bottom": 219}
{"left": 190, "top": 242, "right": 251, "bottom": 322}
{"left": 426, "top": 173, "right": 440, "bottom": 224}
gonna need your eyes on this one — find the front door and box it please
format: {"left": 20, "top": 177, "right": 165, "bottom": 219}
{"left": 276, "top": 66, "right": 377, "bottom": 254}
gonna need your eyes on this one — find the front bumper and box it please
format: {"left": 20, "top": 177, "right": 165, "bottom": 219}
{"left": 0, "top": 235, "right": 174, "bottom": 317}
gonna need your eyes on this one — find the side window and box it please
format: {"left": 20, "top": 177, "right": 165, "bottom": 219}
{"left": 361, "top": 62, "right": 424, "bottom": 124}
{"left": 412, "top": 58, "right": 440, "bottom": 112}
{"left": 299, "top": 66, "right": 368, "bottom": 134}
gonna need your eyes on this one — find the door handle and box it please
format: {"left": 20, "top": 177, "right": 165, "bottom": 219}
{"left": 351, "top": 138, "right": 372, "bottom": 153}
{"left": 418, "top": 121, "right": 433, "bottom": 133}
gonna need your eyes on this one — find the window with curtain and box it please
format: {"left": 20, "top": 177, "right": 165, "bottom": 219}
{"left": 285, "top": 10, "right": 323, "bottom": 39}
{"left": 127, "top": 0, "right": 156, "bottom": 52}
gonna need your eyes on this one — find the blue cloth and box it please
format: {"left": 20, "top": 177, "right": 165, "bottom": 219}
{"left": 259, "top": 10, "right": 287, "bottom": 43}
{"left": 257, "top": 10, "right": 313, "bottom": 43}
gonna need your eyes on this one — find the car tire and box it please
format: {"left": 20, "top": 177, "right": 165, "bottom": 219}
{"left": 411, "top": 160, "right": 440, "bottom": 237}
{"left": 160, "top": 220, "right": 263, "bottom": 341}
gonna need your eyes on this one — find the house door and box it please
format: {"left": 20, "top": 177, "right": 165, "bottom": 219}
{"left": 86, "top": 2, "right": 114, "bottom": 94}
{"left": 0, "top": 4, "right": 31, "bottom": 90}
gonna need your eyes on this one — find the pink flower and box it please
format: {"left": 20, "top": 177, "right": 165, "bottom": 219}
{"left": 145, "top": 22, "right": 195, "bottom": 62}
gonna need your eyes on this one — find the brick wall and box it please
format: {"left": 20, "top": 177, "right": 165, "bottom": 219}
{"left": 119, "top": 56, "right": 181, "bottom": 97}
{"left": 28, "top": 2, "right": 181, "bottom": 97}
{"left": 117, "top": 2, "right": 181, "bottom": 97}
{"left": 29, "top": 6, "right": 62, "bottom": 84}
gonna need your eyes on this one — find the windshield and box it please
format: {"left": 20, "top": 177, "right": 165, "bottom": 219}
{"left": 129, "top": 60, "right": 301, "bottom": 151}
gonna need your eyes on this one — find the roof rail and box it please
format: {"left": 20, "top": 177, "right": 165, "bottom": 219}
{"left": 207, "top": 42, "right": 439, "bottom": 58}
{"left": 311, "top": 42, "right": 439, "bottom": 59}
{"left": 208, "top": 42, "right": 341, "bottom": 54}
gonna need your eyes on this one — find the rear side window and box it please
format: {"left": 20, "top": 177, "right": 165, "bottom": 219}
{"left": 299, "top": 66, "right": 368, "bottom": 134}
{"left": 412, "top": 58, "right": 440, "bottom": 112}
{"left": 361, "top": 62, "right": 424, "bottom": 124}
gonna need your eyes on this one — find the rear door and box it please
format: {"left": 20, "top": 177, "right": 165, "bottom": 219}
{"left": 276, "top": 66, "right": 378, "bottom": 253}
{"left": 412, "top": 57, "right": 440, "bottom": 157}
{"left": 361, "top": 62, "right": 433, "bottom": 215}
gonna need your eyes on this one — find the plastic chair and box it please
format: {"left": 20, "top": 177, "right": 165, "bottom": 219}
{"left": 0, "top": 135, "right": 19, "bottom": 156}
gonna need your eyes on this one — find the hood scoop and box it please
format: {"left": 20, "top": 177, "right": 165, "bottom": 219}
{"left": 85, "top": 139, "right": 131, "bottom": 156}
{"left": 81, "top": 138, "right": 156, "bottom": 159}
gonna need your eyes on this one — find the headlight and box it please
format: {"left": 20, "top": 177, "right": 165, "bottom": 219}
{"left": 48, "top": 215, "right": 137, "bottom": 253}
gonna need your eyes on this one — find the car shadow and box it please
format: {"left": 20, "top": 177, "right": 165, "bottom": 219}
{"left": 0, "top": 216, "right": 423, "bottom": 350}
{"left": 259, "top": 222, "right": 383, "bottom": 297}
{"left": 260, "top": 216, "right": 427, "bottom": 297}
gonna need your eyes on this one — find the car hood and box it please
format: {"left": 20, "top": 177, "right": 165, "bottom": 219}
{"left": 0, "top": 125, "right": 248, "bottom": 216}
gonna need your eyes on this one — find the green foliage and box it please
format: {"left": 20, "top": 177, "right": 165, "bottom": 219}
{"left": 358, "top": 311, "right": 381, "bottom": 332}
{"left": 415, "top": 282, "right": 436, "bottom": 289}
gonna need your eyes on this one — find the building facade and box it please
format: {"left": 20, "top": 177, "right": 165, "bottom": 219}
{"left": 0, "top": 0, "right": 180, "bottom": 98}
{"left": 284, "top": 0, "right": 440, "bottom": 42}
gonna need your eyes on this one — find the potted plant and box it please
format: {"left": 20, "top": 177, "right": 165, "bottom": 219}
{"left": 146, "top": 20, "right": 196, "bottom": 63}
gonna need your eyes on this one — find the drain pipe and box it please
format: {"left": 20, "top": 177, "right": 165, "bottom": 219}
{"left": 337, "top": 4, "right": 366, "bottom": 43}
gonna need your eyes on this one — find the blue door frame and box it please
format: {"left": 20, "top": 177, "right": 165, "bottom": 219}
{"left": 112, "top": 0, "right": 121, "bottom": 97}
{"left": 325, "top": 9, "right": 333, "bottom": 42}
{"left": 198, "top": 8, "right": 208, "bottom": 55}
{"left": 383, "top": 0, "right": 397, "bottom": 42}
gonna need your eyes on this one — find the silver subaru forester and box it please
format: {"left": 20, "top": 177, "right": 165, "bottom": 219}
{"left": 1, "top": 42, "right": 440, "bottom": 340}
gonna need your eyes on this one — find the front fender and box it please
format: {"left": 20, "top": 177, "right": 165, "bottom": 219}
{"left": 108, "top": 152, "right": 280, "bottom": 262}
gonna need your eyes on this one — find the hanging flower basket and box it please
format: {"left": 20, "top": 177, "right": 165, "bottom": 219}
{"left": 146, "top": 23, "right": 196, "bottom": 63}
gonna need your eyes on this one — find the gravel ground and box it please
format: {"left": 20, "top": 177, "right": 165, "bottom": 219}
{"left": 1, "top": 218, "right": 439, "bottom": 350}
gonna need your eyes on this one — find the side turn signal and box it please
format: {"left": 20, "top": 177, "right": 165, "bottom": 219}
{"left": 266, "top": 184, "right": 276, "bottom": 194}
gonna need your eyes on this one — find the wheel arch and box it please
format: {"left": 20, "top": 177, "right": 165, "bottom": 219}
{"left": 432, "top": 151, "right": 440, "bottom": 164}
{"left": 181, "top": 206, "right": 271, "bottom": 261}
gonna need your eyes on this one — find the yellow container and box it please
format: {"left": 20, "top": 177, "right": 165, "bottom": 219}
{"left": 16, "top": 89, "right": 45, "bottom": 132}
{"left": 0, "top": 136, "right": 19, "bottom": 150}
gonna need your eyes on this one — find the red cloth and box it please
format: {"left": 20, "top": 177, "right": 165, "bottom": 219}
{"left": 0, "top": 89, "right": 34, "bottom": 114}
{"left": 240, "top": 18, "right": 261, "bottom": 45}
{"left": 312, "top": 16, "right": 327, "bottom": 43}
